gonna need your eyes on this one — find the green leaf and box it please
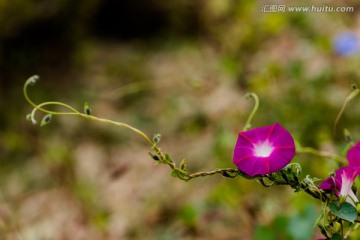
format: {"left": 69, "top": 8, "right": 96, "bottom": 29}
{"left": 329, "top": 202, "right": 358, "bottom": 222}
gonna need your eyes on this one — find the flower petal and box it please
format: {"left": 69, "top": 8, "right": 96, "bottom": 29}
{"left": 267, "top": 148, "right": 295, "bottom": 173}
{"left": 347, "top": 141, "right": 360, "bottom": 166}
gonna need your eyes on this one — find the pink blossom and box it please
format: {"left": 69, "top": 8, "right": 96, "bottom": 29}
{"left": 232, "top": 123, "right": 295, "bottom": 177}
{"left": 319, "top": 142, "right": 360, "bottom": 204}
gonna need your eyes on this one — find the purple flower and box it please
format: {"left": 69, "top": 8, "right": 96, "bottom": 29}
{"left": 319, "top": 166, "right": 359, "bottom": 205}
{"left": 333, "top": 32, "right": 360, "bottom": 57}
{"left": 232, "top": 123, "right": 296, "bottom": 177}
{"left": 319, "top": 142, "right": 360, "bottom": 205}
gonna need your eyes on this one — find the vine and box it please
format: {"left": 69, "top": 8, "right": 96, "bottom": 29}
{"left": 24, "top": 75, "right": 360, "bottom": 239}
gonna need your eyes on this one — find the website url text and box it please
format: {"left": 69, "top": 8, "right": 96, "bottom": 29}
{"left": 262, "top": 5, "right": 354, "bottom": 13}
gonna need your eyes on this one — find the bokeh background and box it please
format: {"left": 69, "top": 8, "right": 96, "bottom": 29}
{"left": 1, "top": 0, "right": 360, "bottom": 239}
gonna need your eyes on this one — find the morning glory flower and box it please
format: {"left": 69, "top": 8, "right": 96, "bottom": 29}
{"left": 319, "top": 142, "right": 360, "bottom": 205}
{"left": 233, "top": 123, "right": 296, "bottom": 177}
{"left": 333, "top": 32, "right": 360, "bottom": 57}
{"left": 319, "top": 166, "right": 359, "bottom": 205}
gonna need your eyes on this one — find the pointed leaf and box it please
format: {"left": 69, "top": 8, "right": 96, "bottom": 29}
{"left": 329, "top": 202, "right": 358, "bottom": 222}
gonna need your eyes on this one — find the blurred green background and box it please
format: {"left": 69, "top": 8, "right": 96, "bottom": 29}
{"left": 1, "top": 0, "right": 360, "bottom": 239}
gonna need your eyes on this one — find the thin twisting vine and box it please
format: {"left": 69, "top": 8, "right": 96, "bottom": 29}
{"left": 24, "top": 75, "right": 244, "bottom": 182}
{"left": 24, "top": 75, "right": 329, "bottom": 195}
{"left": 24, "top": 76, "right": 360, "bottom": 239}
{"left": 243, "top": 92, "right": 259, "bottom": 131}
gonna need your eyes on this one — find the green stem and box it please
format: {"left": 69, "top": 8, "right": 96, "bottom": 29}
{"left": 243, "top": 92, "right": 259, "bottom": 131}
{"left": 83, "top": 115, "right": 154, "bottom": 145}
{"left": 31, "top": 101, "right": 81, "bottom": 115}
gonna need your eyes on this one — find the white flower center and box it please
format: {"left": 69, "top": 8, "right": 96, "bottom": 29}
{"left": 253, "top": 141, "right": 274, "bottom": 157}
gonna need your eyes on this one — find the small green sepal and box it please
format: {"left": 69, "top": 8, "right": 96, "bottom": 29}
{"left": 84, "top": 102, "right": 92, "bottom": 115}
{"left": 40, "top": 114, "right": 52, "bottom": 127}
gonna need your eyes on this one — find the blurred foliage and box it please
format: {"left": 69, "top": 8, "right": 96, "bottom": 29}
{"left": 254, "top": 206, "right": 317, "bottom": 240}
{"left": 2, "top": 0, "right": 360, "bottom": 239}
